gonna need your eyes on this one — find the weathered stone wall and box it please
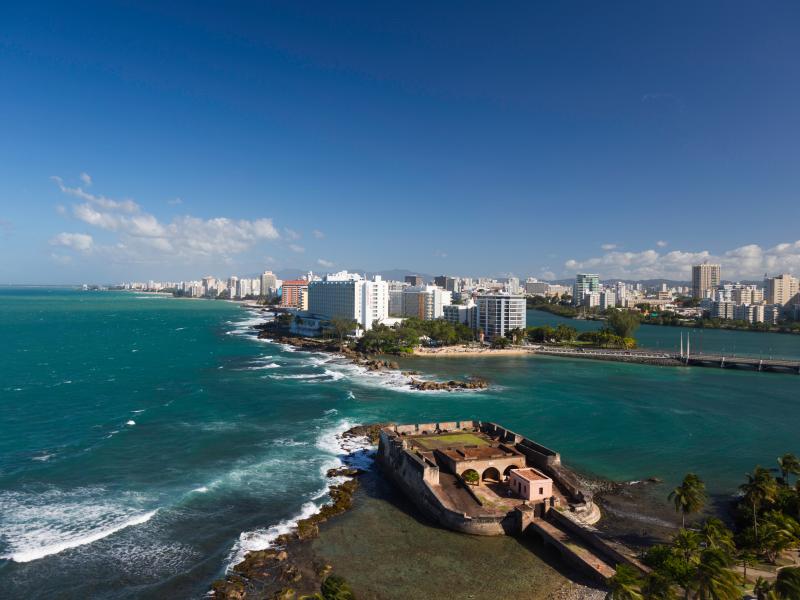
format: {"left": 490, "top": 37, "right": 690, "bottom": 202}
{"left": 378, "top": 429, "right": 513, "bottom": 536}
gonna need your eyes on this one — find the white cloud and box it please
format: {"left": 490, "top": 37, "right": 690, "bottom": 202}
{"left": 312, "top": 229, "right": 325, "bottom": 239}
{"left": 289, "top": 243, "right": 305, "bottom": 253}
{"left": 167, "top": 197, "right": 183, "bottom": 205}
{"left": 284, "top": 228, "right": 301, "bottom": 241}
{"left": 600, "top": 243, "right": 617, "bottom": 251}
{"left": 317, "top": 258, "right": 334, "bottom": 268}
{"left": 79, "top": 172, "right": 92, "bottom": 187}
{"left": 434, "top": 249, "right": 448, "bottom": 258}
{"left": 51, "top": 175, "right": 280, "bottom": 264}
{"left": 50, "top": 253, "right": 73, "bottom": 265}
{"left": 564, "top": 240, "right": 800, "bottom": 280}
{"left": 656, "top": 240, "right": 668, "bottom": 248}
{"left": 49, "top": 232, "right": 94, "bottom": 252}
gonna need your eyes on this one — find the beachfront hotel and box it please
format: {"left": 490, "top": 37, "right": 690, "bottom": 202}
{"left": 307, "top": 271, "right": 389, "bottom": 331}
{"left": 475, "top": 293, "right": 526, "bottom": 340}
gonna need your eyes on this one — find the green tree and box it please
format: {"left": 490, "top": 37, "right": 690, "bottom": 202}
{"left": 774, "top": 566, "right": 800, "bottom": 599}
{"left": 740, "top": 467, "right": 779, "bottom": 542}
{"left": 491, "top": 336, "right": 511, "bottom": 349}
{"left": 668, "top": 474, "right": 708, "bottom": 528}
{"left": 320, "top": 574, "right": 355, "bottom": 600}
{"left": 607, "top": 564, "right": 644, "bottom": 600}
{"left": 758, "top": 511, "right": 800, "bottom": 563}
{"left": 328, "top": 318, "right": 357, "bottom": 348}
{"left": 778, "top": 453, "right": 800, "bottom": 486}
{"left": 690, "top": 548, "right": 741, "bottom": 600}
{"left": 738, "top": 550, "right": 758, "bottom": 587}
{"left": 699, "top": 518, "right": 735, "bottom": 556}
{"left": 752, "top": 577, "right": 773, "bottom": 600}
{"left": 606, "top": 308, "right": 641, "bottom": 339}
{"left": 641, "top": 570, "right": 678, "bottom": 600}
{"left": 505, "top": 327, "right": 526, "bottom": 345}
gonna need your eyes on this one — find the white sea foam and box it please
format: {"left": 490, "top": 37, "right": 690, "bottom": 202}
{"left": 225, "top": 419, "right": 376, "bottom": 570}
{"left": 126, "top": 420, "right": 136, "bottom": 426}
{"left": 132, "top": 409, "right": 146, "bottom": 414}
{"left": 243, "top": 362, "right": 280, "bottom": 370}
{"left": 225, "top": 501, "right": 319, "bottom": 570}
{"left": 0, "top": 488, "right": 159, "bottom": 563}
{"left": 192, "top": 486, "right": 209, "bottom": 494}
{"left": 31, "top": 454, "right": 54, "bottom": 462}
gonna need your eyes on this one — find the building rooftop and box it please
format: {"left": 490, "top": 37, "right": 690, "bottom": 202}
{"left": 510, "top": 467, "right": 551, "bottom": 482}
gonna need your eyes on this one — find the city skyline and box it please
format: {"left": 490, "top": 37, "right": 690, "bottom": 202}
{"left": 2, "top": 2, "right": 800, "bottom": 283}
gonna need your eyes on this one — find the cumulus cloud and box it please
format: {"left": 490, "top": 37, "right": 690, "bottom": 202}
{"left": 312, "top": 229, "right": 325, "bottom": 239}
{"left": 167, "top": 197, "right": 183, "bottom": 205}
{"left": 79, "top": 172, "right": 92, "bottom": 187}
{"left": 289, "top": 243, "right": 305, "bottom": 253}
{"left": 600, "top": 243, "right": 617, "bottom": 251}
{"left": 317, "top": 258, "right": 334, "bottom": 268}
{"left": 50, "top": 232, "right": 94, "bottom": 252}
{"left": 51, "top": 175, "right": 280, "bottom": 264}
{"left": 284, "top": 228, "right": 301, "bottom": 241}
{"left": 656, "top": 240, "right": 668, "bottom": 248}
{"left": 564, "top": 240, "right": 800, "bottom": 280}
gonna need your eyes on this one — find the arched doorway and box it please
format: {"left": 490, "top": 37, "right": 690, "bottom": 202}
{"left": 482, "top": 467, "right": 501, "bottom": 484}
{"left": 503, "top": 465, "right": 518, "bottom": 479}
{"left": 461, "top": 469, "right": 479, "bottom": 486}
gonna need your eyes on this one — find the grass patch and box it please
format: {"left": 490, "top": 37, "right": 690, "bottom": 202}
{"left": 412, "top": 433, "right": 490, "bottom": 450}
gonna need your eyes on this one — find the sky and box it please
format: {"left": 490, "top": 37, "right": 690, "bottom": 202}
{"left": 1, "top": 1, "right": 799, "bottom": 284}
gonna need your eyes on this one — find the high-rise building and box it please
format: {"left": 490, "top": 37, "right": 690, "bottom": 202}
{"left": 573, "top": 273, "right": 600, "bottom": 305}
{"left": 281, "top": 279, "right": 309, "bottom": 310}
{"left": 443, "top": 300, "right": 477, "bottom": 330}
{"left": 765, "top": 274, "right": 799, "bottom": 307}
{"left": 475, "top": 293, "right": 526, "bottom": 340}
{"left": 404, "top": 275, "right": 424, "bottom": 286}
{"left": 692, "top": 264, "right": 721, "bottom": 299}
{"left": 260, "top": 271, "right": 278, "bottom": 298}
{"left": 307, "top": 271, "right": 389, "bottom": 330}
{"left": 387, "top": 281, "right": 408, "bottom": 317}
{"left": 434, "top": 275, "right": 459, "bottom": 292}
{"left": 402, "top": 285, "right": 451, "bottom": 320}
{"left": 599, "top": 290, "right": 616, "bottom": 310}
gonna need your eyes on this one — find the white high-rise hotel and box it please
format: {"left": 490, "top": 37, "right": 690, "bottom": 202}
{"left": 307, "top": 271, "right": 389, "bottom": 331}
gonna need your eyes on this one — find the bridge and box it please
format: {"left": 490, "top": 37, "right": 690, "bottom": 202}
{"left": 680, "top": 352, "right": 800, "bottom": 374}
{"left": 530, "top": 344, "right": 800, "bottom": 375}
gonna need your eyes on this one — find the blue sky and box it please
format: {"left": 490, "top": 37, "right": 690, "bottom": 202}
{"left": 1, "top": 1, "right": 799, "bottom": 284}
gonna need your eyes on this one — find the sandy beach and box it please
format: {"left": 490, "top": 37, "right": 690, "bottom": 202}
{"left": 412, "top": 345, "right": 533, "bottom": 357}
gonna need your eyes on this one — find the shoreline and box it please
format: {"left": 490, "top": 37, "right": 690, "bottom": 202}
{"left": 210, "top": 423, "right": 683, "bottom": 600}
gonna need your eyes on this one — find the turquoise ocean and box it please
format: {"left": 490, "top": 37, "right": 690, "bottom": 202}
{"left": 1, "top": 288, "right": 798, "bottom": 598}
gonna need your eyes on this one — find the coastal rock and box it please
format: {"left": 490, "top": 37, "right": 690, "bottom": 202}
{"left": 342, "top": 423, "right": 387, "bottom": 444}
{"left": 409, "top": 377, "right": 489, "bottom": 391}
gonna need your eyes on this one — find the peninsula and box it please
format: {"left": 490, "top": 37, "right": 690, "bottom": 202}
{"left": 378, "top": 420, "right": 649, "bottom": 583}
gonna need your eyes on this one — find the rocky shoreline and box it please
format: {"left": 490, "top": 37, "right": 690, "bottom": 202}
{"left": 210, "top": 427, "right": 377, "bottom": 600}
{"left": 254, "top": 325, "right": 490, "bottom": 392}
{"left": 209, "top": 422, "right": 688, "bottom": 599}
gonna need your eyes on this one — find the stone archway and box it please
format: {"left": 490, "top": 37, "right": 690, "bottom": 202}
{"left": 503, "top": 465, "right": 518, "bottom": 479}
{"left": 482, "top": 467, "right": 501, "bottom": 484}
{"left": 461, "top": 469, "right": 479, "bottom": 486}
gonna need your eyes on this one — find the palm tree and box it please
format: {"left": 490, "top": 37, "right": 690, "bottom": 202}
{"left": 673, "top": 528, "right": 702, "bottom": 565}
{"left": 668, "top": 473, "right": 707, "bottom": 528}
{"left": 777, "top": 453, "right": 800, "bottom": 486}
{"left": 758, "top": 511, "right": 800, "bottom": 563}
{"left": 740, "top": 467, "right": 779, "bottom": 542}
{"left": 738, "top": 550, "right": 758, "bottom": 587}
{"left": 752, "top": 577, "right": 773, "bottom": 600}
{"left": 700, "top": 518, "right": 735, "bottom": 556}
{"left": 607, "top": 564, "right": 644, "bottom": 600}
{"left": 774, "top": 567, "right": 800, "bottom": 599}
{"left": 641, "top": 571, "right": 678, "bottom": 600}
{"left": 690, "top": 548, "right": 741, "bottom": 600}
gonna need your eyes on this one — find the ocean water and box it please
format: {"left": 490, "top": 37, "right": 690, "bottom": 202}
{"left": 0, "top": 289, "right": 798, "bottom": 598}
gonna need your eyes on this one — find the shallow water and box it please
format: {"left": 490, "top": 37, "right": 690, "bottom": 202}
{"left": 0, "top": 288, "right": 797, "bottom": 597}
